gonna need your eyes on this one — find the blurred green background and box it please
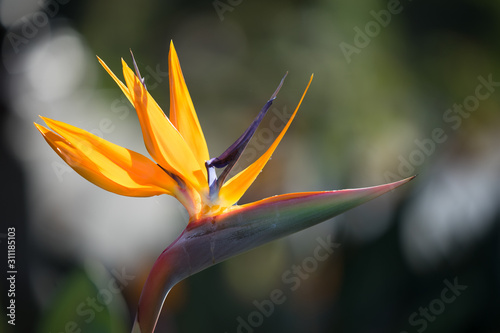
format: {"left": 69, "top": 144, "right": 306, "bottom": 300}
{"left": 1, "top": 0, "right": 500, "bottom": 332}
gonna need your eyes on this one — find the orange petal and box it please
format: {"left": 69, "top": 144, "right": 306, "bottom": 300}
{"left": 121, "top": 59, "right": 208, "bottom": 191}
{"left": 168, "top": 42, "right": 210, "bottom": 163}
{"left": 97, "top": 56, "right": 133, "bottom": 105}
{"left": 219, "top": 74, "right": 314, "bottom": 206}
{"left": 35, "top": 118, "right": 178, "bottom": 197}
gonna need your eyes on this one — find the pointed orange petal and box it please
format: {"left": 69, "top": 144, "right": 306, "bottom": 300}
{"left": 219, "top": 74, "right": 314, "bottom": 206}
{"left": 168, "top": 42, "right": 210, "bottom": 163}
{"left": 97, "top": 56, "right": 133, "bottom": 105}
{"left": 120, "top": 59, "right": 208, "bottom": 191}
{"left": 35, "top": 119, "right": 178, "bottom": 197}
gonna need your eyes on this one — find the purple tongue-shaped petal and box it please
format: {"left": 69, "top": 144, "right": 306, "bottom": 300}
{"left": 205, "top": 73, "right": 288, "bottom": 196}
{"left": 129, "top": 50, "right": 147, "bottom": 88}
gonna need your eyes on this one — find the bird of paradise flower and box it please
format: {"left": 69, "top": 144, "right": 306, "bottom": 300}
{"left": 35, "top": 41, "right": 414, "bottom": 333}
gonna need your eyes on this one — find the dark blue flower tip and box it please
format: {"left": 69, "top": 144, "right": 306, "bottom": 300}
{"left": 129, "top": 49, "right": 147, "bottom": 88}
{"left": 205, "top": 72, "right": 288, "bottom": 198}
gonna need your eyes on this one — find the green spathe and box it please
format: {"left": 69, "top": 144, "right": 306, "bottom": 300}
{"left": 132, "top": 176, "right": 414, "bottom": 333}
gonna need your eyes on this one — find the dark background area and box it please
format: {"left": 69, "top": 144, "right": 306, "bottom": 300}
{"left": 1, "top": 0, "right": 500, "bottom": 332}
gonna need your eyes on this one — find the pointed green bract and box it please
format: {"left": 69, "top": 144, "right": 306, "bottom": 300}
{"left": 132, "top": 177, "right": 414, "bottom": 332}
